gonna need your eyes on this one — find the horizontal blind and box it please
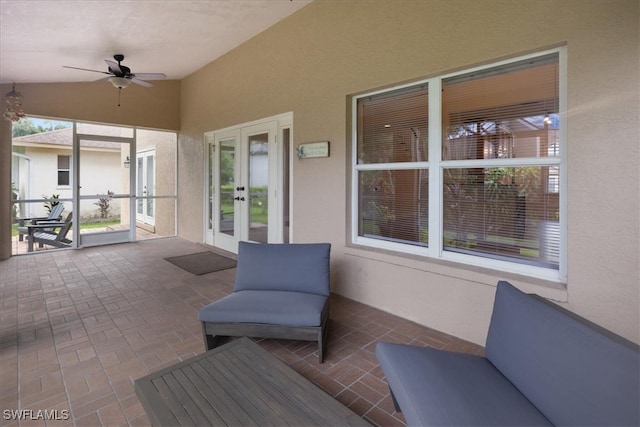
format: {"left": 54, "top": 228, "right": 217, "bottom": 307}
{"left": 443, "top": 53, "right": 559, "bottom": 161}
{"left": 358, "top": 169, "right": 428, "bottom": 246}
{"left": 357, "top": 84, "right": 428, "bottom": 164}
{"left": 441, "top": 53, "right": 560, "bottom": 269}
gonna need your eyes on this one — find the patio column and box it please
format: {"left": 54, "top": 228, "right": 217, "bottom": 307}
{"left": 0, "top": 105, "right": 11, "bottom": 260}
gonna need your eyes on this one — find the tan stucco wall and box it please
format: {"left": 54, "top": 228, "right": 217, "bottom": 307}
{"left": 2, "top": 81, "right": 181, "bottom": 130}
{"left": 178, "top": 0, "right": 639, "bottom": 345}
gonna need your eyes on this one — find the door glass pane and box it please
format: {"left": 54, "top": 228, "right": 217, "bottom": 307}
{"left": 137, "top": 157, "right": 144, "bottom": 215}
{"left": 248, "top": 133, "right": 269, "bottom": 243}
{"left": 208, "top": 143, "right": 214, "bottom": 231}
{"left": 146, "top": 155, "right": 154, "bottom": 218}
{"left": 282, "top": 128, "right": 290, "bottom": 243}
{"left": 220, "top": 139, "right": 236, "bottom": 236}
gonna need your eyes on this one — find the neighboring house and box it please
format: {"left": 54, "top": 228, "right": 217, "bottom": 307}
{"left": 12, "top": 125, "right": 122, "bottom": 220}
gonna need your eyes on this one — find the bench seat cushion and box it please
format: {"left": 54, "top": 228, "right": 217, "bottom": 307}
{"left": 198, "top": 290, "right": 328, "bottom": 327}
{"left": 375, "top": 342, "right": 552, "bottom": 427}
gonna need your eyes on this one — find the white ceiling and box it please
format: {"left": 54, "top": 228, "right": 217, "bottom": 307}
{"left": 0, "top": 0, "right": 312, "bottom": 85}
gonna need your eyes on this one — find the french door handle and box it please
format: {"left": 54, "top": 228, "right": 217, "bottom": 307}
{"left": 234, "top": 196, "right": 245, "bottom": 201}
{"left": 236, "top": 186, "right": 245, "bottom": 191}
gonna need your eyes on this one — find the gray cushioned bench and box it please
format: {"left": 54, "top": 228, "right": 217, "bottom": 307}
{"left": 376, "top": 281, "right": 640, "bottom": 426}
{"left": 199, "top": 242, "right": 331, "bottom": 363}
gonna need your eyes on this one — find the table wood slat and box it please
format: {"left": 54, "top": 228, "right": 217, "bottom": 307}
{"left": 212, "top": 349, "right": 314, "bottom": 425}
{"left": 229, "top": 345, "right": 339, "bottom": 424}
{"left": 171, "top": 367, "right": 227, "bottom": 425}
{"left": 135, "top": 338, "right": 371, "bottom": 426}
{"left": 233, "top": 343, "right": 366, "bottom": 425}
{"left": 162, "top": 372, "right": 210, "bottom": 426}
{"left": 181, "top": 363, "right": 247, "bottom": 426}
{"left": 199, "top": 355, "right": 281, "bottom": 426}
{"left": 149, "top": 376, "right": 195, "bottom": 426}
{"left": 136, "top": 378, "right": 178, "bottom": 425}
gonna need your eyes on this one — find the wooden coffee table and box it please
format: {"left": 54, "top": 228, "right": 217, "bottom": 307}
{"left": 134, "top": 337, "right": 371, "bottom": 426}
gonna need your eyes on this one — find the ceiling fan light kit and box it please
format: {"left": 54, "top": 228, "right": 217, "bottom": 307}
{"left": 63, "top": 54, "right": 166, "bottom": 106}
{"left": 108, "top": 76, "right": 131, "bottom": 89}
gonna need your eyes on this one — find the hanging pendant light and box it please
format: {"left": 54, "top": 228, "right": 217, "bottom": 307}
{"left": 4, "top": 83, "right": 26, "bottom": 122}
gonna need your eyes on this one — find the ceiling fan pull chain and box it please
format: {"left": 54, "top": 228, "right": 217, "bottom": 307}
{"left": 117, "top": 87, "right": 122, "bottom": 107}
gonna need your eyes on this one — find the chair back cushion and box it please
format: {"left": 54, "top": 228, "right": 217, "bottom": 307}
{"left": 234, "top": 242, "right": 330, "bottom": 296}
{"left": 486, "top": 281, "right": 640, "bottom": 426}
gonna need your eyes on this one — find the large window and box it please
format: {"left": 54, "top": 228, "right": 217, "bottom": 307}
{"left": 352, "top": 49, "right": 565, "bottom": 281}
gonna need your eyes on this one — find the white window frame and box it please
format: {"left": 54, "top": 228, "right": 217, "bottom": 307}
{"left": 57, "top": 154, "right": 71, "bottom": 187}
{"left": 351, "top": 47, "right": 567, "bottom": 282}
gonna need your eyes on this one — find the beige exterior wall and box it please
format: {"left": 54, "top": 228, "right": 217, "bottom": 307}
{"left": 2, "top": 81, "right": 181, "bottom": 131}
{"left": 178, "top": 0, "right": 639, "bottom": 345}
{"left": 1, "top": 1, "right": 637, "bottom": 346}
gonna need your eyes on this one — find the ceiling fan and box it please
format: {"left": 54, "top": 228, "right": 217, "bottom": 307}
{"left": 63, "top": 54, "right": 167, "bottom": 105}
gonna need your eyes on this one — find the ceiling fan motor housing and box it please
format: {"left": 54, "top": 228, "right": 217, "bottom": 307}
{"left": 110, "top": 54, "right": 131, "bottom": 76}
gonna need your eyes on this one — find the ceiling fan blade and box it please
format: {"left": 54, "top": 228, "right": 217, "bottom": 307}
{"left": 132, "top": 73, "right": 167, "bottom": 80}
{"left": 130, "top": 77, "right": 153, "bottom": 88}
{"left": 105, "top": 59, "right": 123, "bottom": 75}
{"left": 63, "top": 65, "right": 111, "bottom": 75}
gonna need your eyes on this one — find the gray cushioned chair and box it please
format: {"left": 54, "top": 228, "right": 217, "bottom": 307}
{"left": 198, "top": 241, "right": 331, "bottom": 362}
{"left": 375, "top": 281, "right": 640, "bottom": 426}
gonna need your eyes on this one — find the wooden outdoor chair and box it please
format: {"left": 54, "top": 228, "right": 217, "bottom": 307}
{"left": 26, "top": 212, "right": 73, "bottom": 252}
{"left": 17, "top": 203, "right": 64, "bottom": 242}
{"left": 199, "top": 241, "right": 331, "bottom": 362}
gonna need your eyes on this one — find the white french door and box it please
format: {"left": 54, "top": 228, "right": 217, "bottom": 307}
{"left": 205, "top": 113, "right": 291, "bottom": 253}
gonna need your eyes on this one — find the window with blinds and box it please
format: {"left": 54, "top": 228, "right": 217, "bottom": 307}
{"left": 442, "top": 53, "right": 560, "bottom": 269}
{"left": 356, "top": 85, "right": 429, "bottom": 246}
{"left": 352, "top": 48, "right": 564, "bottom": 280}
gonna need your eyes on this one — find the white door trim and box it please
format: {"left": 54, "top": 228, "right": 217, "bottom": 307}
{"left": 204, "top": 112, "right": 292, "bottom": 253}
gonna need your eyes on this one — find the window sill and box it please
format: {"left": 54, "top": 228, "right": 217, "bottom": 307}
{"left": 344, "top": 242, "right": 568, "bottom": 303}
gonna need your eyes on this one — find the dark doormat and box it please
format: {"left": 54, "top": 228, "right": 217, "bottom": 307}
{"left": 164, "top": 251, "right": 237, "bottom": 275}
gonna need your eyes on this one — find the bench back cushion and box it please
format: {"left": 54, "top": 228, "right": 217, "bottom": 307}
{"left": 234, "top": 242, "right": 331, "bottom": 296}
{"left": 486, "top": 281, "right": 640, "bottom": 426}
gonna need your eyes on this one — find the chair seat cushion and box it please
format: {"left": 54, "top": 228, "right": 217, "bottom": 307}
{"left": 198, "top": 290, "right": 328, "bottom": 327}
{"left": 375, "top": 342, "right": 552, "bottom": 427}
